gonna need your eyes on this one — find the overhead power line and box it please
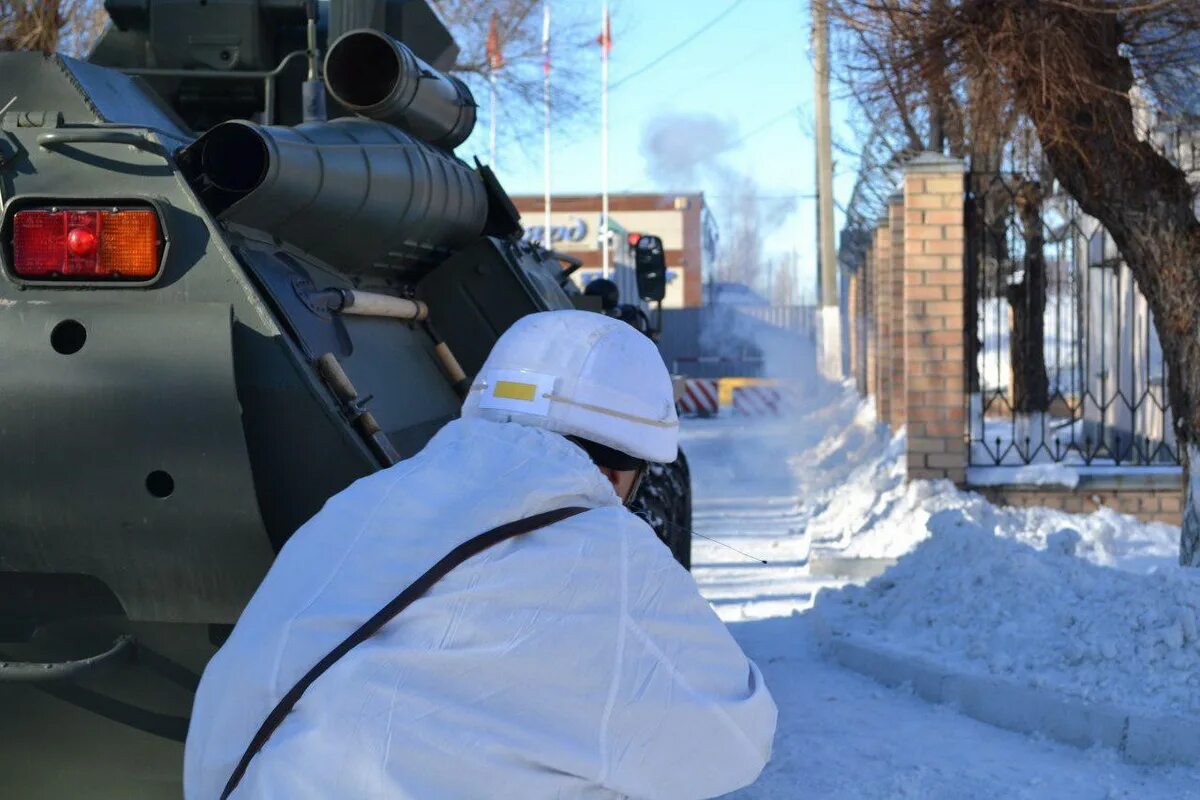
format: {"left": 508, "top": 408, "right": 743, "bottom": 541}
{"left": 611, "top": 0, "right": 749, "bottom": 91}
{"left": 727, "top": 105, "right": 804, "bottom": 148}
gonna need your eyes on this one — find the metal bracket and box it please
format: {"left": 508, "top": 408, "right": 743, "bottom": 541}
{"left": 290, "top": 275, "right": 334, "bottom": 320}
{"left": 345, "top": 393, "right": 375, "bottom": 421}
{"left": 0, "top": 111, "right": 63, "bottom": 130}
{"left": 314, "top": 353, "right": 400, "bottom": 467}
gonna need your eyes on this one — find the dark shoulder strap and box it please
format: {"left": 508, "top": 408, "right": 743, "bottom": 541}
{"left": 220, "top": 506, "right": 590, "bottom": 799}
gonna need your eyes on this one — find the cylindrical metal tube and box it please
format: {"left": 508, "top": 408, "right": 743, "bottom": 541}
{"left": 323, "top": 29, "right": 476, "bottom": 150}
{"left": 315, "top": 353, "right": 399, "bottom": 467}
{"left": 301, "top": 79, "right": 327, "bottom": 123}
{"left": 179, "top": 117, "right": 488, "bottom": 273}
{"left": 434, "top": 342, "right": 468, "bottom": 386}
{"left": 340, "top": 291, "right": 428, "bottom": 321}
{"left": 315, "top": 353, "right": 357, "bottom": 402}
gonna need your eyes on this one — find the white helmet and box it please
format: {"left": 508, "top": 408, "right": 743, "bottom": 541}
{"left": 460, "top": 310, "right": 679, "bottom": 463}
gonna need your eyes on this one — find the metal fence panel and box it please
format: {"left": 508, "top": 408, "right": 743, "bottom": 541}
{"left": 966, "top": 170, "right": 1178, "bottom": 467}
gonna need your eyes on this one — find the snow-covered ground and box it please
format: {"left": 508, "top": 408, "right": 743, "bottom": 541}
{"left": 683, "top": 382, "right": 1200, "bottom": 799}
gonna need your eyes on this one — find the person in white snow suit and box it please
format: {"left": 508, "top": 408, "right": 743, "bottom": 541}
{"left": 184, "top": 309, "right": 777, "bottom": 800}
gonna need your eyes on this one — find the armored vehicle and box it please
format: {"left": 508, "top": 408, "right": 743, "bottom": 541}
{"left": 0, "top": 1, "right": 690, "bottom": 795}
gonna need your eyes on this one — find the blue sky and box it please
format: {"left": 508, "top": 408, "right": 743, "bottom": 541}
{"left": 458, "top": 0, "right": 858, "bottom": 302}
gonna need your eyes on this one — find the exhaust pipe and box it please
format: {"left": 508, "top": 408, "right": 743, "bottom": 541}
{"left": 324, "top": 29, "right": 476, "bottom": 150}
{"left": 179, "top": 117, "right": 487, "bottom": 273}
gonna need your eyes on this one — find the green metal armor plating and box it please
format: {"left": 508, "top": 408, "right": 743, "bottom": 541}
{"left": 0, "top": 1, "right": 691, "bottom": 796}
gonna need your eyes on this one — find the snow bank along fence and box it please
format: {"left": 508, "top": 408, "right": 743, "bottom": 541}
{"left": 843, "top": 153, "right": 1181, "bottom": 525}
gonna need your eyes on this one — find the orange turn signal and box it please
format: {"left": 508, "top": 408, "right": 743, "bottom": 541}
{"left": 97, "top": 210, "right": 159, "bottom": 278}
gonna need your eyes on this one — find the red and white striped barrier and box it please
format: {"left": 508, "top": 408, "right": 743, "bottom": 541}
{"left": 732, "top": 385, "right": 793, "bottom": 417}
{"left": 677, "top": 379, "right": 719, "bottom": 417}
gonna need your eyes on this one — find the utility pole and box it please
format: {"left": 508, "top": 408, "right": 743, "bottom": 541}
{"left": 813, "top": 0, "right": 842, "bottom": 379}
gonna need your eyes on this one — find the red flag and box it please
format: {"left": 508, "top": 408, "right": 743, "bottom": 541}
{"left": 596, "top": 9, "right": 612, "bottom": 55}
{"left": 487, "top": 12, "right": 506, "bottom": 70}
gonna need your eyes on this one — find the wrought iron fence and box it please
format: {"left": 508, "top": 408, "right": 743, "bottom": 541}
{"left": 966, "top": 170, "right": 1179, "bottom": 467}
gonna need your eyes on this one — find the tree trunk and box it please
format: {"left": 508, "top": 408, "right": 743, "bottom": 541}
{"left": 1009, "top": 6, "right": 1200, "bottom": 563}
{"left": 966, "top": 171, "right": 1010, "bottom": 395}
{"left": 1006, "top": 180, "right": 1050, "bottom": 415}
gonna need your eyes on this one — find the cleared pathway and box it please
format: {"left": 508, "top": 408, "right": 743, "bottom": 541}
{"left": 682, "top": 396, "right": 1200, "bottom": 800}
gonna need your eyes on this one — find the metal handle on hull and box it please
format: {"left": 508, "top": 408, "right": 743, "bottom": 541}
{"left": 37, "top": 130, "right": 164, "bottom": 157}
{"left": 0, "top": 634, "right": 135, "bottom": 683}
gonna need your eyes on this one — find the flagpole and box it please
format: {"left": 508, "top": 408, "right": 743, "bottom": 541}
{"left": 486, "top": 12, "right": 503, "bottom": 172}
{"left": 600, "top": 0, "right": 610, "bottom": 279}
{"left": 543, "top": 0, "right": 552, "bottom": 245}
{"left": 489, "top": 72, "right": 498, "bottom": 169}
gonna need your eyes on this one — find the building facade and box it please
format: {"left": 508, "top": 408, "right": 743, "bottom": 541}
{"left": 510, "top": 192, "right": 713, "bottom": 308}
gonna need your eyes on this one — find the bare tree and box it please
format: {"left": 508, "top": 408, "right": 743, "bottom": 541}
{"left": 1006, "top": 174, "right": 1051, "bottom": 414}
{"left": 832, "top": 0, "right": 1200, "bottom": 563}
{"left": 768, "top": 251, "right": 802, "bottom": 306}
{"left": 834, "top": 3, "right": 1056, "bottom": 414}
{"left": 2, "top": 0, "right": 66, "bottom": 52}
{"left": 713, "top": 174, "right": 766, "bottom": 290}
{"left": 433, "top": 0, "right": 597, "bottom": 144}
{"left": 711, "top": 174, "right": 797, "bottom": 295}
{"left": 57, "top": 0, "right": 104, "bottom": 57}
{"left": 1, "top": 0, "right": 105, "bottom": 56}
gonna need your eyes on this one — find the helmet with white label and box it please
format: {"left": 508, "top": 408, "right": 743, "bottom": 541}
{"left": 460, "top": 310, "right": 679, "bottom": 463}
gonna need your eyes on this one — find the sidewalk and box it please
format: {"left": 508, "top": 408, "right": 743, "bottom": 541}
{"left": 681, "top": 390, "right": 1200, "bottom": 798}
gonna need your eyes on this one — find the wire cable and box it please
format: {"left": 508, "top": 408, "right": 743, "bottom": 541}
{"left": 727, "top": 104, "right": 804, "bottom": 149}
{"left": 693, "top": 530, "right": 770, "bottom": 564}
{"left": 654, "top": 519, "right": 772, "bottom": 564}
{"left": 611, "top": 0, "right": 750, "bottom": 91}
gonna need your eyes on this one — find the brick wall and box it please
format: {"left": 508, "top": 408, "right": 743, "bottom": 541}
{"left": 978, "top": 487, "right": 1181, "bottom": 526}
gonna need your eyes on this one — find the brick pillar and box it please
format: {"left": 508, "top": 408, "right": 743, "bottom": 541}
{"left": 847, "top": 272, "right": 860, "bottom": 392}
{"left": 872, "top": 218, "right": 892, "bottom": 422}
{"left": 855, "top": 254, "right": 870, "bottom": 395}
{"left": 863, "top": 243, "right": 876, "bottom": 399}
{"left": 888, "top": 194, "right": 906, "bottom": 427}
{"left": 902, "top": 153, "right": 967, "bottom": 483}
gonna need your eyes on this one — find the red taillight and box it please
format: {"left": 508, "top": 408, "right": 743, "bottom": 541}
{"left": 67, "top": 227, "right": 98, "bottom": 256}
{"left": 12, "top": 208, "right": 161, "bottom": 280}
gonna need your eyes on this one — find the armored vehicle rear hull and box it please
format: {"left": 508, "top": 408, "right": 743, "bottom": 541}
{"left": 0, "top": 11, "right": 691, "bottom": 795}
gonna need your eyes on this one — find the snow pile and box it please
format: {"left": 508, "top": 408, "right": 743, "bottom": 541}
{"left": 815, "top": 516, "right": 1200, "bottom": 718}
{"left": 805, "top": 412, "right": 1179, "bottom": 573}
{"left": 967, "top": 462, "right": 1082, "bottom": 489}
{"left": 821, "top": 477, "right": 1179, "bottom": 572}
